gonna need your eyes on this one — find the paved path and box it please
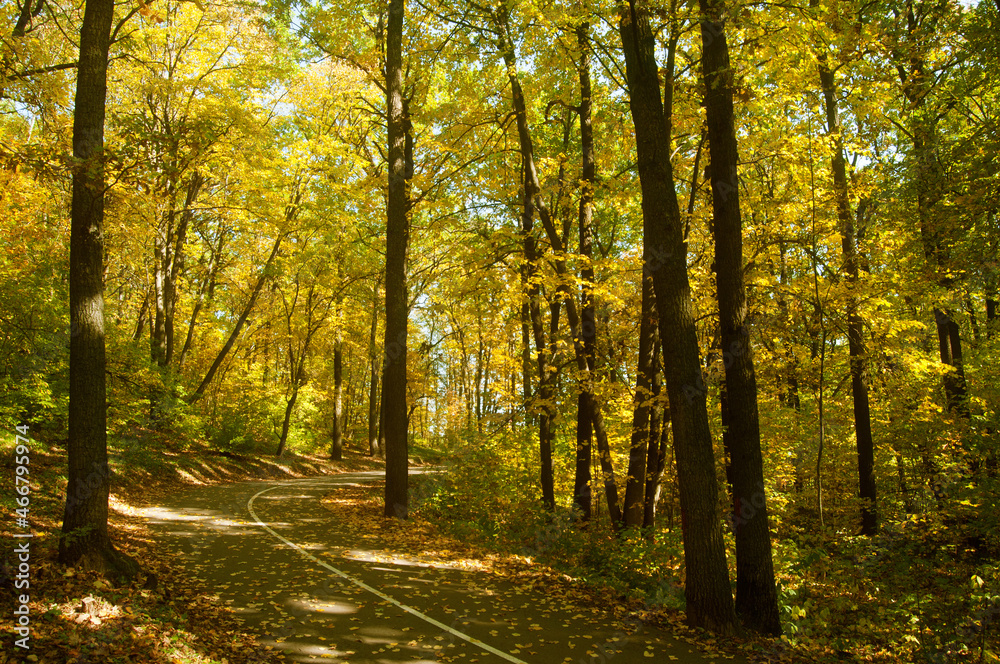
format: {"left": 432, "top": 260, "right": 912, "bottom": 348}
{"left": 140, "top": 470, "right": 741, "bottom": 664}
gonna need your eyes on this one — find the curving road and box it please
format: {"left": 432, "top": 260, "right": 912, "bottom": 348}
{"left": 141, "top": 470, "right": 742, "bottom": 664}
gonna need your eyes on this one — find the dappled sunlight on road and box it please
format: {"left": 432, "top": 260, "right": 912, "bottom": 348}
{"left": 140, "top": 472, "right": 736, "bottom": 664}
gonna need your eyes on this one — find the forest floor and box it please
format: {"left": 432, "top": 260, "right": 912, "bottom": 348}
{"left": 1, "top": 435, "right": 749, "bottom": 664}
{"left": 134, "top": 470, "right": 742, "bottom": 664}
{"left": 0, "top": 432, "right": 386, "bottom": 664}
{"left": 3, "top": 433, "right": 996, "bottom": 664}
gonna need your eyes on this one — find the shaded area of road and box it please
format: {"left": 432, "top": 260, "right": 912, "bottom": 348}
{"left": 141, "top": 470, "right": 742, "bottom": 664}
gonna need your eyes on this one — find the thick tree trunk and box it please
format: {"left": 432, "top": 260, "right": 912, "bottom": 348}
{"left": 701, "top": 0, "right": 781, "bottom": 635}
{"left": 574, "top": 21, "right": 597, "bottom": 524}
{"left": 383, "top": 0, "right": 409, "bottom": 519}
{"left": 619, "top": 0, "right": 736, "bottom": 634}
{"left": 60, "top": 0, "right": 138, "bottom": 578}
{"left": 818, "top": 57, "right": 877, "bottom": 536}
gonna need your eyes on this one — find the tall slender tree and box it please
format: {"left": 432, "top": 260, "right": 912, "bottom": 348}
{"left": 812, "top": 0, "right": 877, "bottom": 535}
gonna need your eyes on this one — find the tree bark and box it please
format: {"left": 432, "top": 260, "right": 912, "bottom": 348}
{"left": 619, "top": 0, "right": 736, "bottom": 634}
{"left": 368, "top": 281, "right": 381, "bottom": 456}
{"left": 496, "top": 18, "right": 556, "bottom": 511}
{"left": 331, "top": 328, "right": 344, "bottom": 460}
{"left": 152, "top": 172, "right": 203, "bottom": 370}
{"left": 60, "top": 0, "right": 138, "bottom": 579}
{"left": 643, "top": 343, "right": 666, "bottom": 530}
{"left": 383, "top": 0, "right": 409, "bottom": 519}
{"left": 178, "top": 223, "right": 225, "bottom": 371}
{"left": 701, "top": 0, "right": 781, "bottom": 635}
{"left": 574, "top": 21, "right": 597, "bottom": 524}
{"left": 624, "top": 272, "right": 656, "bottom": 528}
{"left": 818, "top": 53, "right": 877, "bottom": 536}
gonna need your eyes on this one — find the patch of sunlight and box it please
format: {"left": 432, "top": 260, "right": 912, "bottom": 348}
{"left": 108, "top": 494, "right": 140, "bottom": 515}
{"left": 340, "top": 549, "right": 481, "bottom": 571}
{"left": 260, "top": 639, "right": 352, "bottom": 657}
{"left": 174, "top": 468, "right": 207, "bottom": 485}
{"left": 136, "top": 506, "right": 214, "bottom": 522}
{"left": 287, "top": 598, "right": 359, "bottom": 615}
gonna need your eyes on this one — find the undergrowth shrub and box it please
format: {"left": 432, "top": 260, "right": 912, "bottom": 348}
{"left": 413, "top": 432, "right": 689, "bottom": 606}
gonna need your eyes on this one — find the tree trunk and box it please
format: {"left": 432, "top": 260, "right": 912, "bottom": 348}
{"left": 619, "top": 0, "right": 737, "bottom": 634}
{"left": 501, "top": 39, "right": 555, "bottom": 511}
{"left": 702, "top": 0, "right": 781, "bottom": 635}
{"left": 331, "top": 329, "right": 344, "bottom": 460}
{"left": 643, "top": 344, "right": 666, "bottom": 530}
{"left": 899, "top": 17, "right": 969, "bottom": 417}
{"left": 60, "top": 0, "right": 138, "bottom": 579}
{"left": 377, "top": 370, "right": 386, "bottom": 455}
{"left": 573, "top": 21, "right": 597, "bottom": 524}
{"left": 624, "top": 272, "right": 657, "bottom": 528}
{"left": 520, "top": 294, "right": 532, "bottom": 427}
{"left": 987, "top": 293, "right": 997, "bottom": 339}
{"left": 368, "top": 282, "right": 381, "bottom": 456}
{"left": 383, "top": 0, "right": 409, "bottom": 519}
{"left": 540, "top": 299, "right": 560, "bottom": 511}
{"left": 132, "top": 290, "right": 149, "bottom": 342}
{"left": 818, "top": 54, "right": 877, "bottom": 536}
{"left": 152, "top": 173, "right": 202, "bottom": 372}
{"left": 276, "top": 387, "right": 297, "bottom": 457}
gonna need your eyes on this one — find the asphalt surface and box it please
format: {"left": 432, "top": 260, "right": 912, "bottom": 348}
{"left": 140, "top": 469, "right": 742, "bottom": 664}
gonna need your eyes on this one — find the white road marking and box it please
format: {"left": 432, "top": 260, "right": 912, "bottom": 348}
{"left": 247, "top": 483, "right": 529, "bottom": 664}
